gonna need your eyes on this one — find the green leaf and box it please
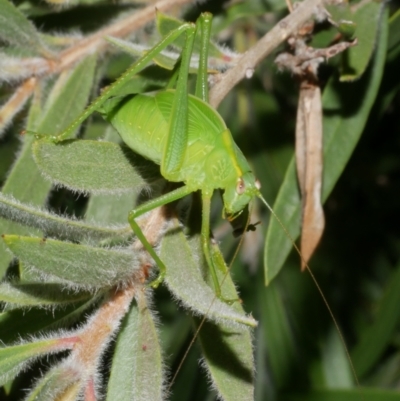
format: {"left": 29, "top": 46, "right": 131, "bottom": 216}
{"left": 259, "top": 275, "right": 298, "bottom": 389}
{"left": 24, "top": 365, "right": 78, "bottom": 401}
{"left": 0, "top": 192, "right": 131, "bottom": 242}
{"left": 325, "top": 3, "right": 355, "bottom": 39}
{"left": 106, "top": 293, "right": 163, "bottom": 401}
{"left": 161, "top": 223, "right": 257, "bottom": 328}
{"left": 340, "top": 2, "right": 383, "bottom": 81}
{"left": 2, "top": 235, "right": 140, "bottom": 289}
{"left": 37, "top": 55, "right": 97, "bottom": 137}
{"left": 0, "top": 281, "right": 91, "bottom": 308}
{"left": 0, "top": 338, "right": 61, "bottom": 386}
{"left": 281, "top": 388, "right": 400, "bottom": 401}
{"left": 0, "top": 0, "right": 48, "bottom": 54}
{"left": 32, "top": 139, "right": 161, "bottom": 194}
{"left": 264, "top": 8, "right": 389, "bottom": 284}
{"left": 197, "top": 321, "right": 254, "bottom": 401}
{"left": 387, "top": 8, "right": 400, "bottom": 61}
{"left": 351, "top": 262, "right": 400, "bottom": 377}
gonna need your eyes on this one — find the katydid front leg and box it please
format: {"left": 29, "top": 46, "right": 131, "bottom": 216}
{"left": 128, "top": 185, "right": 192, "bottom": 288}
{"left": 129, "top": 186, "right": 238, "bottom": 302}
{"left": 201, "top": 192, "right": 238, "bottom": 304}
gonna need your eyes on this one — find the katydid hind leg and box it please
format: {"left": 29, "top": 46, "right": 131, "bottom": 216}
{"left": 161, "top": 25, "right": 196, "bottom": 178}
{"left": 161, "top": 12, "right": 213, "bottom": 178}
{"left": 33, "top": 23, "right": 196, "bottom": 142}
{"left": 195, "top": 13, "right": 213, "bottom": 102}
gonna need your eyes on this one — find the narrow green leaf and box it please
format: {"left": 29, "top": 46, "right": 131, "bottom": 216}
{"left": 32, "top": 140, "right": 161, "bottom": 194}
{"left": 281, "top": 388, "right": 400, "bottom": 401}
{"left": 0, "top": 192, "right": 131, "bottom": 242}
{"left": 0, "top": 339, "right": 61, "bottom": 386}
{"left": 340, "top": 2, "right": 383, "bottom": 81}
{"left": 0, "top": 0, "right": 48, "bottom": 54}
{"left": 387, "top": 8, "right": 400, "bottom": 61}
{"left": 319, "top": 328, "right": 353, "bottom": 388}
{"left": 0, "top": 56, "right": 97, "bottom": 276}
{"left": 264, "top": 9, "right": 388, "bottom": 284}
{"left": 352, "top": 262, "right": 400, "bottom": 377}
{"left": 106, "top": 293, "right": 163, "bottom": 401}
{"left": 260, "top": 277, "right": 298, "bottom": 389}
{"left": 2, "top": 235, "right": 140, "bottom": 288}
{"left": 161, "top": 223, "right": 257, "bottom": 328}
{"left": 0, "top": 281, "right": 91, "bottom": 308}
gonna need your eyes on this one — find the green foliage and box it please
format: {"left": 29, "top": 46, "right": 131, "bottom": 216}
{"left": 1, "top": 1, "right": 400, "bottom": 401}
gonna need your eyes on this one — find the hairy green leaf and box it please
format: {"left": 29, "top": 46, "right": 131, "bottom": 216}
{"left": 107, "top": 293, "right": 163, "bottom": 401}
{"left": 162, "top": 223, "right": 257, "bottom": 328}
{"left": 0, "top": 339, "right": 62, "bottom": 386}
{"left": 0, "top": 0, "right": 48, "bottom": 54}
{"left": 2, "top": 235, "right": 140, "bottom": 288}
{"left": 0, "top": 192, "right": 131, "bottom": 242}
{"left": 0, "top": 281, "right": 91, "bottom": 308}
{"left": 195, "top": 243, "right": 254, "bottom": 400}
{"left": 24, "top": 365, "right": 78, "bottom": 401}
{"left": 37, "top": 55, "right": 97, "bottom": 137}
{"left": 32, "top": 140, "right": 161, "bottom": 194}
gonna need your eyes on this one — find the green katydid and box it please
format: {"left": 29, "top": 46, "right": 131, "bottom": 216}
{"left": 32, "top": 12, "right": 271, "bottom": 300}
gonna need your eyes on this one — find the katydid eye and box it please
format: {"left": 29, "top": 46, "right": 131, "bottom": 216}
{"left": 236, "top": 178, "right": 245, "bottom": 194}
{"left": 255, "top": 179, "right": 261, "bottom": 190}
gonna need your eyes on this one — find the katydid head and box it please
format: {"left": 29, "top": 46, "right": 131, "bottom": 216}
{"left": 223, "top": 172, "right": 261, "bottom": 221}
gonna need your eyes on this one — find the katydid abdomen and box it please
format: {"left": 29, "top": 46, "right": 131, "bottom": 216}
{"left": 104, "top": 90, "right": 255, "bottom": 199}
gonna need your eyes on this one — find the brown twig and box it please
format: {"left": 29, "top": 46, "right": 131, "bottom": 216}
{"left": 13, "top": 0, "right": 193, "bottom": 80}
{"left": 57, "top": 0, "right": 193, "bottom": 73}
{"left": 209, "top": 0, "right": 328, "bottom": 108}
{"left": 0, "top": 77, "right": 36, "bottom": 136}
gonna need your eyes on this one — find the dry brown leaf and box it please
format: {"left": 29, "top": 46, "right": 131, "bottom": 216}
{"left": 295, "top": 80, "right": 325, "bottom": 270}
